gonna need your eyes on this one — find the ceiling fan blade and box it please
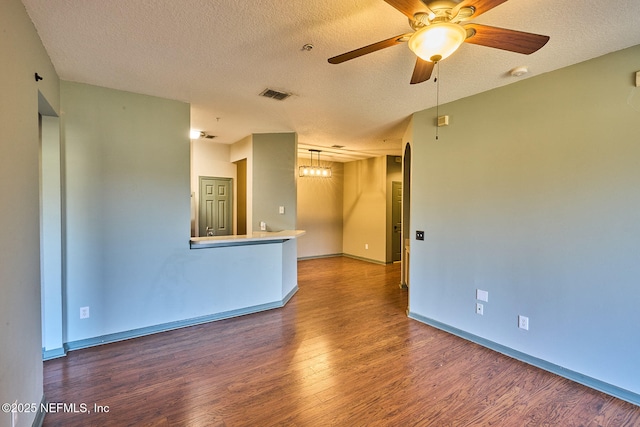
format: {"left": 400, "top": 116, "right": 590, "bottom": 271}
{"left": 463, "top": 23, "right": 550, "bottom": 54}
{"left": 328, "top": 33, "right": 412, "bottom": 64}
{"left": 452, "top": 0, "right": 510, "bottom": 20}
{"left": 410, "top": 58, "right": 434, "bottom": 84}
{"left": 383, "top": 0, "right": 433, "bottom": 20}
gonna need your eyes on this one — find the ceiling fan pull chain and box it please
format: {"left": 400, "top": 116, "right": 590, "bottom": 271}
{"left": 435, "top": 61, "right": 440, "bottom": 140}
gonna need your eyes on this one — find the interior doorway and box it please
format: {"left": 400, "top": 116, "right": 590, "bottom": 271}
{"left": 392, "top": 181, "right": 402, "bottom": 262}
{"left": 402, "top": 143, "right": 411, "bottom": 290}
{"left": 39, "top": 92, "right": 65, "bottom": 359}
{"left": 235, "top": 159, "right": 247, "bottom": 235}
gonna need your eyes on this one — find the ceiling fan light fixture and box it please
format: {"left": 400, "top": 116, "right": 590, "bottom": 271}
{"left": 408, "top": 22, "right": 467, "bottom": 62}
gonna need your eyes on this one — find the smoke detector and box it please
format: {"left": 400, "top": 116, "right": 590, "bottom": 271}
{"left": 510, "top": 66, "right": 529, "bottom": 77}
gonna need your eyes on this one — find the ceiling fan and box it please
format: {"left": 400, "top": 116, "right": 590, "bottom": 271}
{"left": 328, "top": 0, "right": 550, "bottom": 84}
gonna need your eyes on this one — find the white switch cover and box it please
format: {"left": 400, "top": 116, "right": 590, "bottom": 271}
{"left": 476, "top": 289, "right": 489, "bottom": 302}
{"left": 636, "top": 71, "right": 639, "bottom": 87}
{"left": 80, "top": 306, "right": 90, "bottom": 319}
{"left": 279, "top": 206, "right": 285, "bottom": 214}
{"left": 518, "top": 315, "right": 529, "bottom": 330}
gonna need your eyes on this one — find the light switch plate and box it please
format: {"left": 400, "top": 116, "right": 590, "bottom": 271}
{"left": 518, "top": 315, "right": 529, "bottom": 330}
{"left": 476, "top": 289, "right": 489, "bottom": 302}
{"left": 80, "top": 306, "right": 90, "bottom": 319}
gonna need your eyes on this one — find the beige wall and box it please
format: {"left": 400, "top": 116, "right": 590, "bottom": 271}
{"left": 297, "top": 160, "right": 344, "bottom": 258}
{"left": 0, "top": 0, "right": 60, "bottom": 422}
{"left": 343, "top": 156, "right": 388, "bottom": 263}
{"left": 301, "top": 155, "right": 400, "bottom": 263}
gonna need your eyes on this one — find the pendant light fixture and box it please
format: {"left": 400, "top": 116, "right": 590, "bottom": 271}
{"left": 299, "top": 149, "right": 332, "bottom": 178}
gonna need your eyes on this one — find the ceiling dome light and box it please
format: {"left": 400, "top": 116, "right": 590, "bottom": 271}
{"left": 408, "top": 22, "right": 467, "bottom": 63}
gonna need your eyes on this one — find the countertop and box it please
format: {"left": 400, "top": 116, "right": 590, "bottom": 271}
{"left": 190, "top": 230, "right": 306, "bottom": 249}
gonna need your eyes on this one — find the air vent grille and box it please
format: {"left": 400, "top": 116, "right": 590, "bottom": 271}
{"left": 260, "top": 88, "right": 291, "bottom": 101}
{"left": 331, "top": 145, "right": 345, "bottom": 149}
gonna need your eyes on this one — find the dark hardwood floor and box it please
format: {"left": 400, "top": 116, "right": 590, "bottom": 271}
{"left": 43, "top": 256, "right": 640, "bottom": 426}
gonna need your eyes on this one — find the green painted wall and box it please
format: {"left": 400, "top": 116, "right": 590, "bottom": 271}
{"left": 408, "top": 44, "right": 640, "bottom": 396}
{"left": 0, "top": 0, "right": 59, "bottom": 426}
{"left": 0, "top": 0, "right": 60, "bottom": 424}
{"left": 61, "top": 81, "right": 191, "bottom": 340}
{"left": 59, "top": 82, "right": 299, "bottom": 350}
{"left": 252, "top": 133, "right": 297, "bottom": 232}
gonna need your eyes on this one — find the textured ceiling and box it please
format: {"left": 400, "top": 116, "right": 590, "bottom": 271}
{"left": 22, "top": 0, "right": 640, "bottom": 161}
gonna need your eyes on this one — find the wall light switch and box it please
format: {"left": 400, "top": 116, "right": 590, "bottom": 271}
{"left": 416, "top": 230, "right": 425, "bottom": 241}
{"left": 279, "top": 206, "right": 285, "bottom": 214}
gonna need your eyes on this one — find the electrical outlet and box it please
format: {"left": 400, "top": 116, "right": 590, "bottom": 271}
{"left": 518, "top": 315, "right": 529, "bottom": 330}
{"left": 475, "top": 303, "right": 484, "bottom": 315}
{"left": 80, "top": 306, "right": 90, "bottom": 319}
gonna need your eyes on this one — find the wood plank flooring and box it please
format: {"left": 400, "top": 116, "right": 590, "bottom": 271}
{"left": 43, "top": 256, "right": 640, "bottom": 426}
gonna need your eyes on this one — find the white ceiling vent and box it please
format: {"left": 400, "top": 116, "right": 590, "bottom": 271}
{"left": 260, "top": 88, "right": 291, "bottom": 101}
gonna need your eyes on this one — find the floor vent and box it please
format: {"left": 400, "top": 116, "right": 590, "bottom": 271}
{"left": 260, "top": 88, "right": 291, "bottom": 101}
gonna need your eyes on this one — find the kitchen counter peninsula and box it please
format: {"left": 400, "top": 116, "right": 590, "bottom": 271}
{"left": 190, "top": 230, "right": 305, "bottom": 249}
